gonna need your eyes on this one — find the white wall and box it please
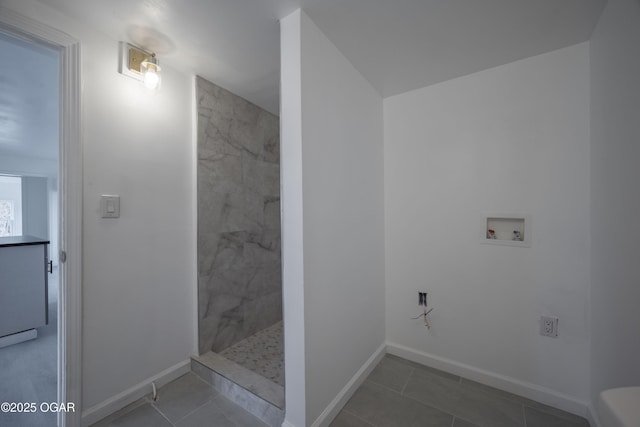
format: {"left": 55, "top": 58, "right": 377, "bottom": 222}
{"left": 1, "top": 0, "right": 197, "bottom": 413}
{"left": 384, "top": 43, "right": 591, "bottom": 407}
{"left": 21, "top": 176, "right": 48, "bottom": 239}
{"left": 280, "top": 10, "right": 307, "bottom": 427}
{"left": 0, "top": 154, "right": 57, "bottom": 178}
{"left": 590, "top": 0, "right": 640, "bottom": 410}
{"left": 281, "top": 9, "right": 386, "bottom": 426}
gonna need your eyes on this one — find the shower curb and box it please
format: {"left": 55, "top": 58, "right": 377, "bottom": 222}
{"left": 191, "top": 354, "right": 284, "bottom": 427}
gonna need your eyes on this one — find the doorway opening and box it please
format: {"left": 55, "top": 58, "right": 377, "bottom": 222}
{"left": 0, "top": 7, "right": 82, "bottom": 426}
{"left": 0, "top": 29, "right": 60, "bottom": 427}
{"left": 192, "top": 76, "right": 284, "bottom": 426}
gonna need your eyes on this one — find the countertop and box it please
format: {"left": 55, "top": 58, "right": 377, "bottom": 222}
{"left": 0, "top": 235, "right": 50, "bottom": 248}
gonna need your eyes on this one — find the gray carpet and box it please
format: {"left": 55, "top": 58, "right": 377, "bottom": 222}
{"left": 0, "top": 269, "right": 58, "bottom": 427}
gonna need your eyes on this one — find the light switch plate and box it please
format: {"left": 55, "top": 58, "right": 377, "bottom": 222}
{"left": 101, "top": 195, "right": 120, "bottom": 218}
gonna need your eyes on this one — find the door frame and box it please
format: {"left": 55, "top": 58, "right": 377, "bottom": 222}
{"left": 0, "top": 7, "right": 83, "bottom": 427}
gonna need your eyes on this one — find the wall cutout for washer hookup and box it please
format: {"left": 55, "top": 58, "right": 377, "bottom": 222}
{"left": 413, "top": 292, "right": 433, "bottom": 329}
{"left": 540, "top": 316, "right": 559, "bottom": 338}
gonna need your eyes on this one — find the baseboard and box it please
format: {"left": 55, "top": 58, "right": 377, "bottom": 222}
{"left": 308, "top": 343, "right": 386, "bottom": 427}
{"left": 0, "top": 329, "right": 37, "bottom": 348}
{"left": 81, "top": 359, "right": 191, "bottom": 426}
{"left": 386, "top": 342, "right": 590, "bottom": 419}
{"left": 588, "top": 403, "right": 603, "bottom": 427}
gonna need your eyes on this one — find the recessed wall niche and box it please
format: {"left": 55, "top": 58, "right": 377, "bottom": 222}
{"left": 482, "top": 214, "right": 531, "bottom": 247}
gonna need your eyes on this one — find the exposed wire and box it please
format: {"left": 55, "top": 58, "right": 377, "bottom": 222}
{"left": 411, "top": 308, "right": 433, "bottom": 319}
{"left": 412, "top": 308, "right": 434, "bottom": 329}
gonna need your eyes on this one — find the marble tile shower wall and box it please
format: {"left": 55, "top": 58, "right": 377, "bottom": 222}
{"left": 197, "top": 76, "right": 281, "bottom": 355}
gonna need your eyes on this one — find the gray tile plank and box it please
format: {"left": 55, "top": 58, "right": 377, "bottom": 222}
{"left": 344, "top": 380, "right": 453, "bottom": 427}
{"left": 175, "top": 400, "right": 237, "bottom": 427}
{"left": 460, "top": 378, "right": 590, "bottom": 426}
{"left": 459, "top": 378, "right": 535, "bottom": 405}
{"left": 212, "top": 395, "right": 270, "bottom": 427}
{"left": 102, "top": 403, "right": 172, "bottom": 427}
{"left": 366, "top": 356, "right": 414, "bottom": 392}
{"left": 330, "top": 410, "right": 376, "bottom": 427}
{"left": 89, "top": 397, "right": 151, "bottom": 427}
{"left": 151, "top": 373, "right": 217, "bottom": 423}
{"left": 386, "top": 354, "right": 460, "bottom": 382}
{"left": 404, "top": 368, "right": 465, "bottom": 410}
{"left": 453, "top": 418, "right": 481, "bottom": 427}
{"left": 404, "top": 370, "right": 524, "bottom": 427}
{"left": 524, "top": 401, "right": 591, "bottom": 425}
{"left": 524, "top": 406, "right": 590, "bottom": 427}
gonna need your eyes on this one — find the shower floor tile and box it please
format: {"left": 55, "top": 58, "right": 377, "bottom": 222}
{"left": 220, "top": 321, "right": 284, "bottom": 386}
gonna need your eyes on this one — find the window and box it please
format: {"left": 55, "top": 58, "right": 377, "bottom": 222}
{"left": 0, "top": 175, "right": 22, "bottom": 237}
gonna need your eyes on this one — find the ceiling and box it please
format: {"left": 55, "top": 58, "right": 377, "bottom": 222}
{"left": 0, "top": 0, "right": 606, "bottom": 165}
{"left": 17, "top": 0, "right": 606, "bottom": 118}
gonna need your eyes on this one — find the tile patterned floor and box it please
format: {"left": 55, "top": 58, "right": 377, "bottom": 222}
{"left": 219, "top": 321, "right": 284, "bottom": 386}
{"left": 330, "top": 354, "right": 591, "bottom": 427}
{"left": 91, "top": 372, "right": 268, "bottom": 427}
{"left": 91, "top": 353, "right": 591, "bottom": 427}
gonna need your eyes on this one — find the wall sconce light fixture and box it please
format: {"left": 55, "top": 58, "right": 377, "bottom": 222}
{"left": 119, "top": 42, "right": 162, "bottom": 90}
{"left": 140, "top": 53, "right": 161, "bottom": 89}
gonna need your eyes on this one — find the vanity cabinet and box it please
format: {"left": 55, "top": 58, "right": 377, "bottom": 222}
{"left": 0, "top": 236, "right": 49, "bottom": 339}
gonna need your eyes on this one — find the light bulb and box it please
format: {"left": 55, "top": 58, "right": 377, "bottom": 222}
{"left": 143, "top": 68, "right": 159, "bottom": 89}
{"left": 140, "top": 53, "right": 161, "bottom": 90}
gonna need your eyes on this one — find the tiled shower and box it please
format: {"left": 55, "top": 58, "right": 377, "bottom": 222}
{"left": 196, "top": 76, "right": 282, "bottom": 378}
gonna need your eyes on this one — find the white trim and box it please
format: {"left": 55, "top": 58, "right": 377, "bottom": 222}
{"left": 0, "top": 7, "right": 83, "bottom": 427}
{"left": 190, "top": 76, "right": 200, "bottom": 355}
{"left": 0, "top": 329, "right": 38, "bottom": 348}
{"left": 387, "top": 342, "right": 590, "bottom": 418}
{"left": 59, "top": 39, "right": 83, "bottom": 427}
{"left": 280, "top": 10, "right": 307, "bottom": 427}
{"left": 81, "top": 359, "right": 191, "bottom": 426}
{"left": 588, "top": 404, "right": 603, "bottom": 427}
{"left": 309, "top": 344, "right": 386, "bottom": 427}
{"left": 281, "top": 422, "right": 297, "bottom": 427}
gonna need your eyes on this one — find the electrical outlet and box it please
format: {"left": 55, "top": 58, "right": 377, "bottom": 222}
{"left": 418, "top": 292, "right": 427, "bottom": 306}
{"left": 540, "top": 316, "right": 558, "bottom": 337}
